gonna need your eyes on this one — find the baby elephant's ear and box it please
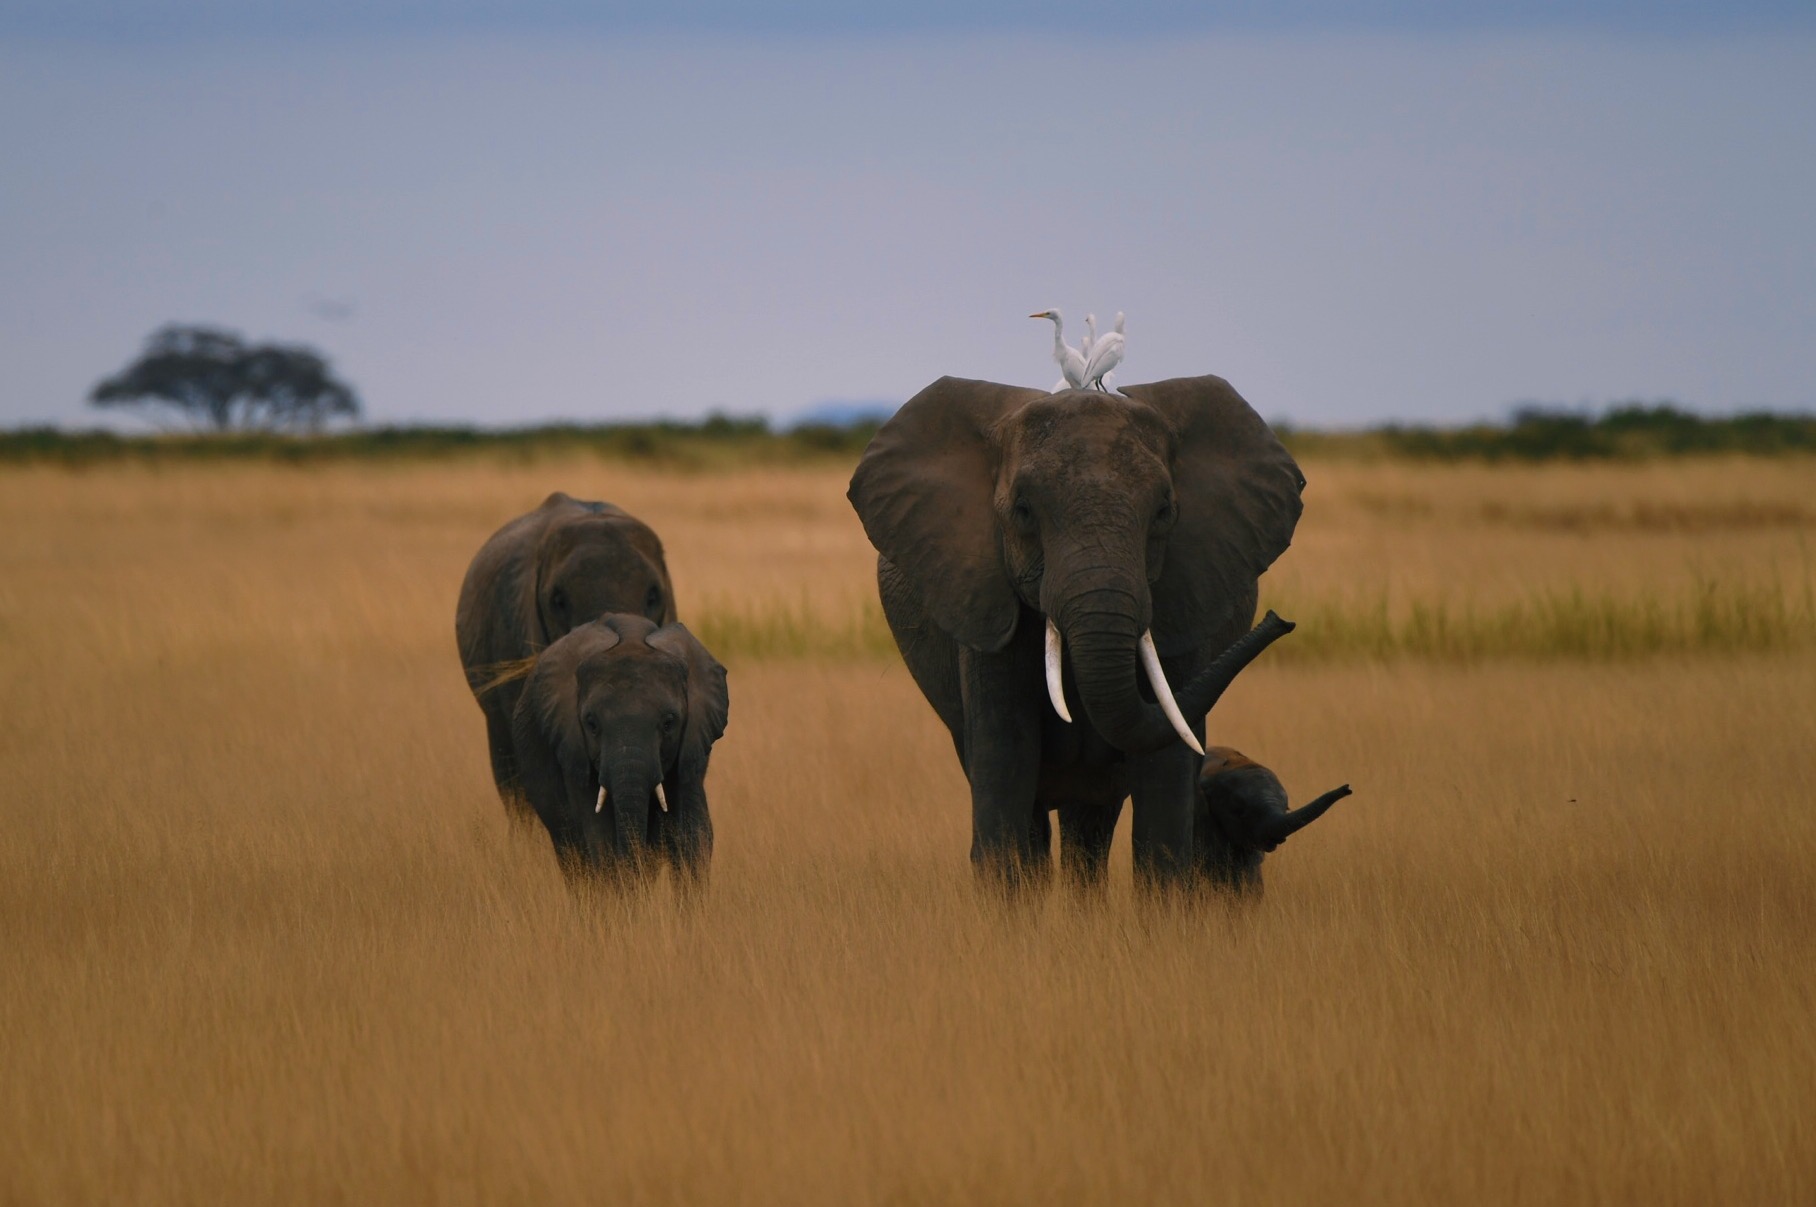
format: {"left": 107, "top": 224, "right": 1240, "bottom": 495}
{"left": 512, "top": 627, "right": 617, "bottom": 827}
{"left": 647, "top": 623, "right": 729, "bottom": 767}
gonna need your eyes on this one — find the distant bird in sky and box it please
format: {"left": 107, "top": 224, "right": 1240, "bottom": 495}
{"left": 1030, "top": 309, "right": 1087, "bottom": 392}
{"left": 1083, "top": 311, "right": 1124, "bottom": 391}
{"left": 304, "top": 295, "right": 357, "bottom": 323}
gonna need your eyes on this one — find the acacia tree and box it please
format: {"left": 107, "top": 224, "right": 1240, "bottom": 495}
{"left": 90, "top": 324, "right": 361, "bottom": 431}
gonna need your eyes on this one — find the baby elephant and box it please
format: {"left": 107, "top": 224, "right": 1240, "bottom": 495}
{"left": 512, "top": 614, "right": 728, "bottom": 885}
{"left": 1196, "top": 747, "right": 1351, "bottom": 892}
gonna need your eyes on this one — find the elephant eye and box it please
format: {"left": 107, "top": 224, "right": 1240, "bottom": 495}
{"left": 583, "top": 714, "right": 599, "bottom": 735}
{"left": 550, "top": 587, "right": 568, "bottom": 610}
{"left": 1155, "top": 497, "right": 1177, "bottom": 526}
{"left": 661, "top": 711, "right": 679, "bottom": 733}
{"left": 1010, "top": 499, "right": 1035, "bottom": 530}
{"left": 645, "top": 585, "right": 664, "bottom": 617}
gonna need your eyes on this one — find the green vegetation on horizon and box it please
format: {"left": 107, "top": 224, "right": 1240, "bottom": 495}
{"left": 6, "top": 403, "right": 1815, "bottom": 466}
{"left": 0, "top": 414, "right": 881, "bottom": 468}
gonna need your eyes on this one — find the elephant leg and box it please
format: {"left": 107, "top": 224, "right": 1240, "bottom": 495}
{"left": 483, "top": 707, "right": 538, "bottom": 830}
{"left": 662, "top": 791, "right": 714, "bottom": 902}
{"left": 1059, "top": 798, "right": 1121, "bottom": 892}
{"left": 958, "top": 641, "right": 1048, "bottom": 894}
{"left": 548, "top": 826, "right": 589, "bottom": 881}
{"left": 1193, "top": 802, "right": 1264, "bottom": 896}
{"left": 1128, "top": 744, "right": 1199, "bottom": 891}
{"left": 1029, "top": 803, "right": 1053, "bottom": 866}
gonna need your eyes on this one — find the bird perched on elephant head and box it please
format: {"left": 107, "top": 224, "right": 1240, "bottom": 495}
{"left": 1030, "top": 309, "right": 1088, "bottom": 392}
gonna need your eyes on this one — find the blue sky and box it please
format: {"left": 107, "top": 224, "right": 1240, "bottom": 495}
{"left": 7, "top": 1, "right": 1813, "bottom": 38}
{"left": 2, "top": 2, "right": 1812, "bottom": 428}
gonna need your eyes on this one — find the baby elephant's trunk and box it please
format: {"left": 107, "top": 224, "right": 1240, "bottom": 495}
{"left": 1257, "top": 784, "right": 1353, "bottom": 849}
{"left": 602, "top": 763, "right": 658, "bottom": 865}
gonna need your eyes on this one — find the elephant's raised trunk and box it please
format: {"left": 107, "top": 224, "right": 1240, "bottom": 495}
{"left": 1257, "top": 784, "right": 1353, "bottom": 848}
{"left": 1176, "top": 611, "right": 1296, "bottom": 720}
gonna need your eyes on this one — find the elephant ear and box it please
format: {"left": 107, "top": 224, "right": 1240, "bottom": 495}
{"left": 510, "top": 623, "right": 620, "bottom": 825}
{"left": 1119, "top": 376, "right": 1305, "bottom": 657}
{"left": 847, "top": 376, "right": 1045, "bottom": 651}
{"left": 646, "top": 623, "right": 729, "bottom": 775}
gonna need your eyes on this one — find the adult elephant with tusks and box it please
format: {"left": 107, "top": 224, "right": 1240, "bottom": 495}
{"left": 512, "top": 614, "right": 728, "bottom": 886}
{"left": 847, "top": 376, "right": 1304, "bottom": 893}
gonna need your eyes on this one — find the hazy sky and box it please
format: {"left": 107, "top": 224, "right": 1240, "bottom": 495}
{"left": 3, "top": 2, "right": 1812, "bottom": 428}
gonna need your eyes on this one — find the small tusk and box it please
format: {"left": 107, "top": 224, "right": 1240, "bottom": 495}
{"left": 655, "top": 783, "right": 668, "bottom": 812}
{"left": 595, "top": 786, "right": 607, "bottom": 814}
{"left": 1139, "top": 630, "right": 1205, "bottom": 756}
{"left": 1044, "top": 617, "right": 1072, "bottom": 723}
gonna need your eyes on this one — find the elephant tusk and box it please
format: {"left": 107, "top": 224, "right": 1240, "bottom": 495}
{"left": 1044, "top": 617, "right": 1072, "bottom": 723}
{"left": 596, "top": 785, "right": 607, "bottom": 814}
{"left": 655, "top": 783, "right": 668, "bottom": 812}
{"left": 1139, "top": 630, "right": 1205, "bottom": 756}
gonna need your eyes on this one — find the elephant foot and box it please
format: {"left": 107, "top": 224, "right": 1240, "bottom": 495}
{"left": 500, "top": 793, "right": 543, "bottom": 835}
{"left": 1060, "top": 861, "right": 1110, "bottom": 898}
{"left": 669, "top": 856, "right": 711, "bottom": 909}
{"left": 1194, "top": 857, "right": 1265, "bottom": 900}
{"left": 1191, "top": 812, "right": 1266, "bottom": 898}
{"left": 971, "top": 850, "right": 1053, "bottom": 903}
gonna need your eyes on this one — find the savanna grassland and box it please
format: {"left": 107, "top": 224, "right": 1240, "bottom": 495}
{"left": 2, "top": 452, "right": 1813, "bottom": 1204}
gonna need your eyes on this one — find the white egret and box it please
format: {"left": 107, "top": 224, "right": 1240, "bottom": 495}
{"left": 1082, "top": 311, "right": 1124, "bottom": 391}
{"left": 1082, "top": 313, "right": 1097, "bottom": 361}
{"left": 1030, "top": 309, "right": 1088, "bottom": 392}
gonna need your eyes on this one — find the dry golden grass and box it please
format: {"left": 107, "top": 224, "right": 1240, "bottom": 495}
{"left": 2, "top": 455, "right": 1814, "bottom": 1204}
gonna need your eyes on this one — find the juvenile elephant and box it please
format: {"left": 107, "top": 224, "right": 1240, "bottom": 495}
{"left": 1197, "top": 747, "right": 1352, "bottom": 893}
{"left": 848, "top": 375, "right": 1304, "bottom": 892}
{"left": 456, "top": 492, "right": 676, "bottom": 818}
{"left": 513, "top": 614, "right": 728, "bottom": 883}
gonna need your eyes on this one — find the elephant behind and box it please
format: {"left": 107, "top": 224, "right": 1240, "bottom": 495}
{"left": 456, "top": 491, "right": 676, "bottom": 819}
{"left": 512, "top": 614, "right": 728, "bottom": 884}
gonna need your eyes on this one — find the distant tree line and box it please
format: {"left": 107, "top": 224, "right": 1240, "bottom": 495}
{"left": 3, "top": 413, "right": 885, "bottom": 466}
{"left": 1370, "top": 404, "right": 1816, "bottom": 460}
{"left": 17, "top": 362, "right": 1813, "bottom": 464}
{"left": 91, "top": 324, "right": 360, "bottom": 431}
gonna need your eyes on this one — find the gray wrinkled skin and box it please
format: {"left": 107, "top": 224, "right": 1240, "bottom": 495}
{"left": 1197, "top": 747, "right": 1352, "bottom": 894}
{"left": 848, "top": 376, "right": 1304, "bottom": 894}
{"left": 512, "top": 615, "right": 728, "bottom": 887}
{"left": 456, "top": 492, "right": 675, "bottom": 822}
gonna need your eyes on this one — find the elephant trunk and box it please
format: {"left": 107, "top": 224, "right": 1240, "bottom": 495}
{"left": 601, "top": 759, "right": 657, "bottom": 863}
{"left": 1055, "top": 580, "right": 1184, "bottom": 757}
{"left": 1257, "top": 784, "right": 1353, "bottom": 848}
{"left": 1176, "top": 611, "right": 1297, "bottom": 720}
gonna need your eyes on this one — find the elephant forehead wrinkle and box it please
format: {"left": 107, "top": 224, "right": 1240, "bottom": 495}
{"left": 577, "top": 641, "right": 681, "bottom": 683}
{"left": 1021, "top": 437, "right": 1170, "bottom": 501}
